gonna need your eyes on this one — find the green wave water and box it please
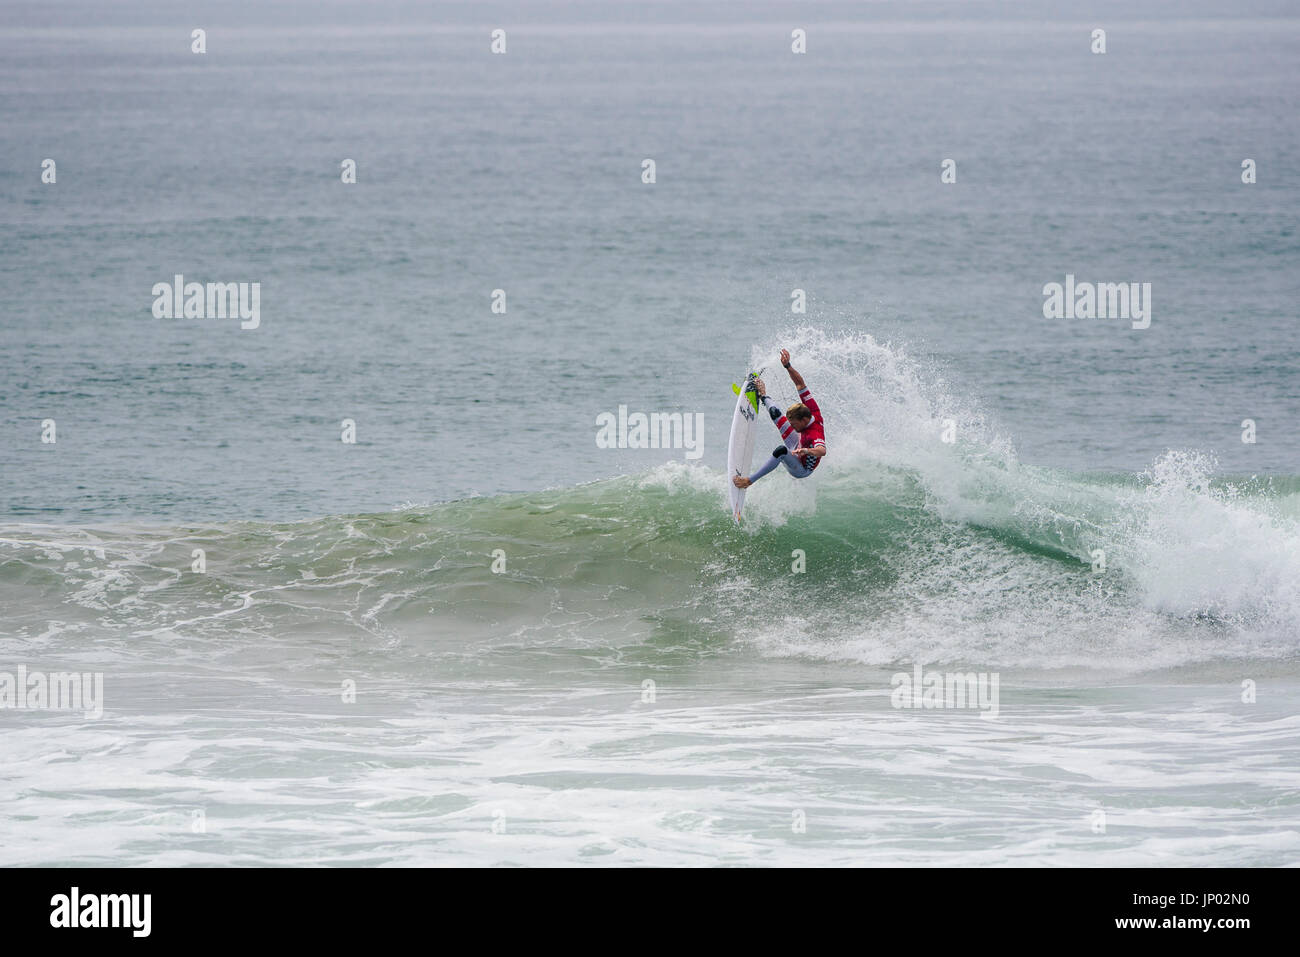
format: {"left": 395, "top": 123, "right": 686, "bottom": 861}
{"left": 5, "top": 448, "right": 1298, "bottom": 677}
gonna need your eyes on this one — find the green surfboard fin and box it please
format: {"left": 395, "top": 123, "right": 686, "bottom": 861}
{"left": 733, "top": 374, "right": 759, "bottom": 412}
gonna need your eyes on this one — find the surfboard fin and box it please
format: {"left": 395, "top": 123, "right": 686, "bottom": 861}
{"left": 742, "top": 373, "right": 760, "bottom": 413}
{"left": 733, "top": 382, "right": 758, "bottom": 414}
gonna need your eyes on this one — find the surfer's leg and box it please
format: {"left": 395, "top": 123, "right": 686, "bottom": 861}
{"left": 764, "top": 400, "right": 800, "bottom": 452}
{"left": 747, "top": 445, "right": 788, "bottom": 484}
{"left": 780, "top": 454, "right": 813, "bottom": 479}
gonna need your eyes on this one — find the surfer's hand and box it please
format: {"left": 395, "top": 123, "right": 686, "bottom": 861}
{"left": 780, "top": 348, "right": 791, "bottom": 368}
{"left": 732, "top": 475, "right": 752, "bottom": 489}
{"left": 753, "top": 377, "right": 766, "bottom": 397}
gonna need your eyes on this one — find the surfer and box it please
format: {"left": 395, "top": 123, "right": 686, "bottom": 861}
{"left": 732, "top": 349, "right": 826, "bottom": 489}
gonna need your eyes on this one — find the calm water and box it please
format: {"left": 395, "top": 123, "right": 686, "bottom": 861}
{"left": 2, "top": 1, "right": 1298, "bottom": 866}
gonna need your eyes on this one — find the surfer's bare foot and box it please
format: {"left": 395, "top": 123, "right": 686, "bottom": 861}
{"left": 732, "top": 475, "right": 752, "bottom": 489}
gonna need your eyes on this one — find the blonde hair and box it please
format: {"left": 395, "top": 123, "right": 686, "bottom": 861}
{"left": 786, "top": 403, "right": 812, "bottom": 423}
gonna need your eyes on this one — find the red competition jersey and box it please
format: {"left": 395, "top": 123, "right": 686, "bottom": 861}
{"left": 791, "top": 387, "right": 826, "bottom": 471}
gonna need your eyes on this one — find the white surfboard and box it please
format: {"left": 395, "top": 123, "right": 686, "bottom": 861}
{"left": 727, "top": 372, "right": 761, "bottom": 523}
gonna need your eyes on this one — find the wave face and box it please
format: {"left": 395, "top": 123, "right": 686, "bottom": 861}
{"left": 4, "top": 331, "right": 1299, "bottom": 677}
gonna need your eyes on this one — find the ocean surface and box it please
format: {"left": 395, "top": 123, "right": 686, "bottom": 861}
{"left": 2, "top": 0, "right": 1299, "bottom": 866}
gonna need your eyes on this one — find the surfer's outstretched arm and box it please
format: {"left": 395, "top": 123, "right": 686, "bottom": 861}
{"left": 780, "top": 348, "right": 807, "bottom": 391}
